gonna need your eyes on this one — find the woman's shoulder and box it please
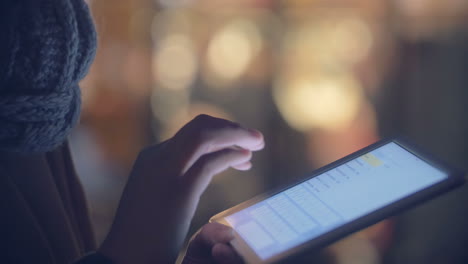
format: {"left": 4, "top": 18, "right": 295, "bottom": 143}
{"left": 0, "top": 141, "right": 96, "bottom": 263}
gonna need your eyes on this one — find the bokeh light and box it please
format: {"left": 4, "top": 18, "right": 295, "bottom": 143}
{"left": 204, "top": 18, "right": 263, "bottom": 88}
{"left": 395, "top": 0, "right": 468, "bottom": 18}
{"left": 282, "top": 15, "right": 373, "bottom": 72}
{"left": 329, "top": 16, "right": 373, "bottom": 65}
{"left": 79, "top": 2, "right": 468, "bottom": 263}
{"left": 157, "top": 0, "right": 195, "bottom": 8}
{"left": 150, "top": 87, "right": 190, "bottom": 126}
{"left": 273, "top": 73, "right": 364, "bottom": 132}
{"left": 152, "top": 33, "right": 198, "bottom": 90}
{"left": 274, "top": 14, "right": 372, "bottom": 133}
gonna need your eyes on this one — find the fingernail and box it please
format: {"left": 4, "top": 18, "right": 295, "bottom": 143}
{"left": 222, "top": 226, "right": 235, "bottom": 239}
{"left": 227, "top": 228, "right": 235, "bottom": 239}
{"left": 248, "top": 128, "right": 262, "bottom": 137}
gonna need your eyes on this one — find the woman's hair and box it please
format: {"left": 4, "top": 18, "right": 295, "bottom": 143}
{"left": 0, "top": 0, "right": 97, "bottom": 153}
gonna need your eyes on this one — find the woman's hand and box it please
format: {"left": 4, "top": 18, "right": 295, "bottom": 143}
{"left": 99, "top": 115, "right": 264, "bottom": 264}
{"left": 182, "top": 222, "right": 243, "bottom": 264}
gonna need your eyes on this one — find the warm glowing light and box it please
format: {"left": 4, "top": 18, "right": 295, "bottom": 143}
{"left": 274, "top": 15, "right": 372, "bottom": 132}
{"left": 205, "top": 19, "right": 262, "bottom": 86}
{"left": 151, "top": 10, "right": 192, "bottom": 43}
{"left": 282, "top": 16, "right": 373, "bottom": 70}
{"left": 282, "top": 27, "right": 318, "bottom": 71}
{"left": 150, "top": 87, "right": 190, "bottom": 125}
{"left": 152, "top": 34, "right": 197, "bottom": 90}
{"left": 157, "top": 0, "right": 194, "bottom": 8}
{"left": 273, "top": 74, "right": 363, "bottom": 132}
{"left": 329, "top": 17, "right": 373, "bottom": 65}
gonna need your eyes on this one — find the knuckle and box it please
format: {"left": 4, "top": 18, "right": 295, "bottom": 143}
{"left": 193, "top": 114, "right": 213, "bottom": 125}
{"left": 184, "top": 115, "right": 215, "bottom": 143}
{"left": 176, "top": 115, "right": 212, "bottom": 139}
{"left": 193, "top": 114, "right": 239, "bottom": 130}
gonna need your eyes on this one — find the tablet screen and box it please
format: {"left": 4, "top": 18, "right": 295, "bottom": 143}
{"left": 224, "top": 142, "right": 448, "bottom": 260}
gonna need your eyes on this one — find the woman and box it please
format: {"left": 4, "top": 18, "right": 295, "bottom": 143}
{"left": 0, "top": 0, "right": 264, "bottom": 263}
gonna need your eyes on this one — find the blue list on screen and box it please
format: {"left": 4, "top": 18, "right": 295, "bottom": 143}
{"left": 225, "top": 142, "right": 448, "bottom": 260}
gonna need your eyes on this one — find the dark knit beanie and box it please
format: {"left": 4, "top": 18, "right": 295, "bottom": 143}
{"left": 0, "top": 0, "right": 97, "bottom": 153}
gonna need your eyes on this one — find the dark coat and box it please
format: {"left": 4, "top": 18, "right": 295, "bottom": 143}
{"left": 0, "top": 142, "right": 95, "bottom": 263}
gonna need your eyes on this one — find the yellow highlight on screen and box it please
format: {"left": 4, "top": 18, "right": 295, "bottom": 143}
{"left": 361, "top": 153, "right": 383, "bottom": 167}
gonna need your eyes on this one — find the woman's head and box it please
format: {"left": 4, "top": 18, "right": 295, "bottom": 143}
{"left": 0, "top": 0, "right": 97, "bottom": 153}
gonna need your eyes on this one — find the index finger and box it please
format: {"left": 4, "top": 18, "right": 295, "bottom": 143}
{"left": 178, "top": 115, "right": 264, "bottom": 150}
{"left": 171, "top": 115, "right": 264, "bottom": 174}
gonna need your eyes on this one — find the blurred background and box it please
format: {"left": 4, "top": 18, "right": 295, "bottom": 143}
{"left": 74, "top": 0, "right": 468, "bottom": 263}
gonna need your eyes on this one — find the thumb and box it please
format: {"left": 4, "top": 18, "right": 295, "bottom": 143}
{"left": 183, "top": 223, "right": 234, "bottom": 264}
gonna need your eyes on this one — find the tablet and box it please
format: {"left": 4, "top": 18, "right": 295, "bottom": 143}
{"left": 210, "top": 137, "right": 465, "bottom": 264}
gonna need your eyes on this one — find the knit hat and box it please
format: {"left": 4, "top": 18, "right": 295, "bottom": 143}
{"left": 0, "top": 0, "right": 97, "bottom": 153}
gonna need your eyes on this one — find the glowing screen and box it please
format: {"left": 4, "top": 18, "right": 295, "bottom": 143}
{"left": 225, "top": 142, "right": 447, "bottom": 260}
